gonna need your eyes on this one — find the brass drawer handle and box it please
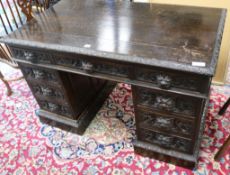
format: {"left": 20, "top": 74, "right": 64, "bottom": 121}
{"left": 156, "top": 74, "right": 172, "bottom": 89}
{"left": 81, "top": 61, "right": 93, "bottom": 73}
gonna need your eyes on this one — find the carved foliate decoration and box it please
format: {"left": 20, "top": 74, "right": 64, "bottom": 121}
{"left": 156, "top": 74, "right": 172, "bottom": 89}
{"left": 174, "top": 139, "right": 191, "bottom": 153}
{"left": 55, "top": 57, "right": 82, "bottom": 68}
{"left": 21, "top": 67, "right": 58, "bottom": 82}
{"left": 11, "top": 47, "right": 25, "bottom": 59}
{"left": 11, "top": 48, "right": 53, "bottom": 64}
{"left": 23, "top": 51, "right": 35, "bottom": 62}
{"left": 139, "top": 91, "right": 155, "bottom": 105}
{"left": 140, "top": 114, "right": 193, "bottom": 135}
{"left": 174, "top": 120, "right": 193, "bottom": 135}
{"left": 56, "top": 57, "right": 129, "bottom": 77}
{"left": 136, "top": 70, "right": 199, "bottom": 91}
{"left": 94, "top": 63, "right": 129, "bottom": 77}
{"left": 142, "top": 130, "right": 191, "bottom": 153}
{"left": 33, "top": 69, "right": 46, "bottom": 79}
{"left": 155, "top": 96, "right": 175, "bottom": 111}
{"left": 81, "top": 61, "right": 94, "bottom": 73}
{"left": 40, "top": 101, "right": 71, "bottom": 116}
{"left": 55, "top": 57, "right": 94, "bottom": 73}
{"left": 33, "top": 85, "right": 64, "bottom": 98}
{"left": 12, "top": 47, "right": 129, "bottom": 77}
{"left": 173, "top": 77, "right": 197, "bottom": 91}
{"left": 139, "top": 91, "right": 195, "bottom": 116}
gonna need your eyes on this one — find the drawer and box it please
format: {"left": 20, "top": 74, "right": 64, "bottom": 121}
{"left": 38, "top": 100, "right": 73, "bottom": 118}
{"left": 18, "top": 63, "right": 77, "bottom": 119}
{"left": 92, "top": 61, "right": 129, "bottom": 77}
{"left": 19, "top": 64, "right": 59, "bottom": 84}
{"left": 136, "top": 109, "right": 195, "bottom": 138}
{"left": 135, "top": 66, "right": 210, "bottom": 94}
{"left": 11, "top": 47, "right": 53, "bottom": 64}
{"left": 138, "top": 129, "right": 193, "bottom": 154}
{"left": 31, "top": 83, "right": 65, "bottom": 101}
{"left": 54, "top": 54, "right": 130, "bottom": 78}
{"left": 11, "top": 47, "right": 130, "bottom": 78}
{"left": 133, "top": 86, "right": 203, "bottom": 118}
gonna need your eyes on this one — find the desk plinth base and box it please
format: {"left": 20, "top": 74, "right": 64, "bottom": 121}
{"left": 36, "top": 81, "right": 116, "bottom": 135}
{"left": 133, "top": 140, "right": 197, "bottom": 169}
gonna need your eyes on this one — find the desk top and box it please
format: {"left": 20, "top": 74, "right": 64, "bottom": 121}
{"left": 1, "top": 0, "right": 226, "bottom": 75}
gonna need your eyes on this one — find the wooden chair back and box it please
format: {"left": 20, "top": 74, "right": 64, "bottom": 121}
{"left": 0, "top": 0, "right": 50, "bottom": 66}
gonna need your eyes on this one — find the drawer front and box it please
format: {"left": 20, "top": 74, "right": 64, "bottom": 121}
{"left": 55, "top": 56, "right": 130, "bottom": 77}
{"left": 38, "top": 100, "right": 73, "bottom": 118}
{"left": 11, "top": 47, "right": 130, "bottom": 78}
{"left": 11, "top": 46, "right": 209, "bottom": 96}
{"left": 92, "top": 61, "right": 129, "bottom": 77}
{"left": 19, "top": 63, "right": 76, "bottom": 119}
{"left": 133, "top": 86, "right": 202, "bottom": 118}
{"left": 31, "top": 83, "right": 65, "bottom": 101}
{"left": 135, "top": 66, "right": 209, "bottom": 94}
{"left": 138, "top": 129, "right": 193, "bottom": 153}
{"left": 136, "top": 109, "right": 194, "bottom": 138}
{"left": 20, "top": 65, "right": 59, "bottom": 84}
{"left": 11, "top": 47, "right": 53, "bottom": 64}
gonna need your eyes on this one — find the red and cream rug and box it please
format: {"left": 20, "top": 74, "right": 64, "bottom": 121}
{"left": 0, "top": 72, "right": 229, "bottom": 175}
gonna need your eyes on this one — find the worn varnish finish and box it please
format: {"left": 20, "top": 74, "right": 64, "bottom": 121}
{"left": 1, "top": 0, "right": 226, "bottom": 169}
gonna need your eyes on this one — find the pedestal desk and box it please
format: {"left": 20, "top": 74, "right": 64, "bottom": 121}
{"left": 1, "top": 0, "right": 226, "bottom": 168}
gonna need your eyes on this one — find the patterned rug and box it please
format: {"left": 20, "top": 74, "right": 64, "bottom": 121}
{"left": 0, "top": 72, "right": 229, "bottom": 175}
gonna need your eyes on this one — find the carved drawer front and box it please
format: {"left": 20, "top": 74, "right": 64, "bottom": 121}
{"left": 19, "top": 63, "right": 76, "bottom": 119}
{"left": 54, "top": 55, "right": 130, "bottom": 78}
{"left": 136, "top": 110, "right": 194, "bottom": 138}
{"left": 11, "top": 47, "right": 53, "bottom": 64}
{"left": 38, "top": 100, "right": 73, "bottom": 118}
{"left": 11, "top": 46, "right": 130, "bottom": 78}
{"left": 19, "top": 64, "right": 59, "bottom": 84}
{"left": 135, "top": 67, "right": 209, "bottom": 94}
{"left": 31, "top": 83, "right": 65, "bottom": 101}
{"left": 133, "top": 86, "right": 202, "bottom": 118}
{"left": 92, "top": 61, "right": 129, "bottom": 77}
{"left": 139, "top": 129, "right": 192, "bottom": 153}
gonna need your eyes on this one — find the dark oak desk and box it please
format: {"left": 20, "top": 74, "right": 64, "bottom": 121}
{"left": 1, "top": 0, "right": 226, "bottom": 168}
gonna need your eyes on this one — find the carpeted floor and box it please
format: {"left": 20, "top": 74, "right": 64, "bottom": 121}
{"left": 0, "top": 71, "right": 229, "bottom": 175}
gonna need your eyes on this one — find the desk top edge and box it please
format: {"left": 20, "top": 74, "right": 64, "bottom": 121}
{"left": 1, "top": 37, "right": 222, "bottom": 76}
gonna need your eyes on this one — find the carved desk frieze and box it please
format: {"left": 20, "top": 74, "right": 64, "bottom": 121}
{"left": 11, "top": 47, "right": 53, "bottom": 64}
{"left": 93, "top": 63, "right": 129, "bottom": 77}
